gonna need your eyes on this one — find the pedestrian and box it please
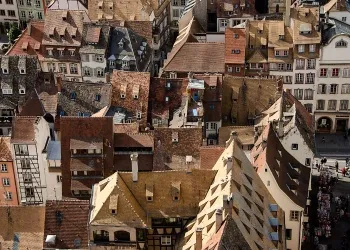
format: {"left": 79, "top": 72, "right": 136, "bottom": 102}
{"left": 336, "top": 160, "right": 339, "bottom": 173}
{"left": 322, "top": 136, "right": 326, "bottom": 143}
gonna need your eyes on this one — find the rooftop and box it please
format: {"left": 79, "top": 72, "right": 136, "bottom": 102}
{"left": 0, "top": 137, "right": 12, "bottom": 161}
{"left": 11, "top": 116, "right": 39, "bottom": 143}
{"left": 80, "top": 23, "right": 110, "bottom": 54}
{"left": 225, "top": 27, "right": 246, "bottom": 64}
{"left": 218, "top": 126, "right": 255, "bottom": 146}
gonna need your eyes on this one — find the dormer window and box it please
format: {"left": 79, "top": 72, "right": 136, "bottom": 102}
{"left": 258, "top": 30, "right": 263, "bottom": 34}
{"left": 109, "top": 60, "right": 115, "bottom": 66}
{"left": 20, "top": 69, "right": 25, "bottom": 74}
{"left": 336, "top": 40, "right": 347, "bottom": 48}
{"left": 120, "top": 93, "right": 125, "bottom": 99}
{"left": 172, "top": 132, "right": 178, "bottom": 143}
{"left": 70, "top": 92, "right": 77, "bottom": 101}
{"left": 171, "top": 182, "right": 181, "bottom": 201}
{"left": 62, "top": 11, "right": 67, "bottom": 20}
{"left": 22, "top": 41, "right": 28, "bottom": 51}
{"left": 132, "top": 84, "right": 139, "bottom": 99}
{"left": 169, "top": 72, "right": 177, "bottom": 79}
{"left": 58, "top": 49, "right": 64, "bottom": 56}
{"left": 95, "top": 94, "right": 101, "bottom": 102}
{"left": 146, "top": 184, "right": 153, "bottom": 201}
{"left": 109, "top": 2, "right": 113, "bottom": 9}
{"left": 137, "top": 112, "right": 142, "bottom": 120}
{"left": 69, "top": 50, "right": 75, "bottom": 56}
{"left": 2, "top": 68, "right": 8, "bottom": 74}
{"left": 279, "top": 35, "right": 284, "bottom": 40}
{"left": 19, "top": 88, "right": 25, "bottom": 95}
{"left": 98, "top": 1, "right": 103, "bottom": 9}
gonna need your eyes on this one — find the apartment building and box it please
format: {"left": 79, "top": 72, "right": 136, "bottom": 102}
{"left": 0, "top": 0, "right": 19, "bottom": 35}
{"left": 315, "top": 17, "right": 350, "bottom": 134}
{"left": 324, "top": 0, "right": 350, "bottom": 25}
{"left": 11, "top": 116, "right": 62, "bottom": 205}
{"left": 0, "top": 137, "right": 18, "bottom": 205}
{"left": 225, "top": 27, "right": 246, "bottom": 76}
{"left": 17, "top": 0, "right": 45, "bottom": 28}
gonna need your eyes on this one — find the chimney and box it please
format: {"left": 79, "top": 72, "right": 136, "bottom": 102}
{"left": 215, "top": 208, "right": 223, "bottom": 232}
{"left": 105, "top": 72, "right": 110, "bottom": 83}
{"left": 195, "top": 228, "right": 202, "bottom": 250}
{"left": 27, "top": 22, "right": 32, "bottom": 36}
{"left": 284, "top": 0, "right": 291, "bottom": 27}
{"left": 130, "top": 153, "right": 138, "bottom": 182}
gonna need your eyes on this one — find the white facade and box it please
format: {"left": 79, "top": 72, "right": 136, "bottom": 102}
{"left": 329, "top": 10, "right": 350, "bottom": 25}
{"left": 314, "top": 33, "right": 350, "bottom": 133}
{"left": 81, "top": 53, "right": 106, "bottom": 83}
{"left": 17, "top": 0, "right": 45, "bottom": 27}
{"left": 0, "top": 0, "right": 19, "bottom": 34}
{"left": 217, "top": 17, "right": 253, "bottom": 32}
{"left": 41, "top": 60, "right": 83, "bottom": 82}
{"left": 170, "top": 0, "right": 186, "bottom": 22}
{"left": 11, "top": 118, "right": 62, "bottom": 205}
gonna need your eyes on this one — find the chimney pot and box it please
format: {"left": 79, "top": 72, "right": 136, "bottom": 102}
{"left": 131, "top": 153, "right": 139, "bottom": 182}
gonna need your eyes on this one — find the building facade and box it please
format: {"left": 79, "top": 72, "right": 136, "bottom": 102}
{"left": 0, "top": 0, "right": 19, "bottom": 35}
{"left": 17, "top": 0, "right": 45, "bottom": 28}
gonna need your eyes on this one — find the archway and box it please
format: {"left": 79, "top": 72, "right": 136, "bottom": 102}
{"left": 317, "top": 117, "right": 332, "bottom": 133}
{"left": 276, "top": 4, "right": 280, "bottom": 13}
{"left": 114, "top": 230, "right": 130, "bottom": 242}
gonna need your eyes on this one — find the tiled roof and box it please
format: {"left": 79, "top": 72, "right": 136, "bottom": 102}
{"left": 246, "top": 49, "right": 267, "bottom": 63}
{"left": 218, "top": 126, "right": 255, "bottom": 146}
{"left": 71, "top": 179, "right": 101, "bottom": 190}
{"left": 43, "top": 200, "right": 89, "bottom": 249}
{"left": 248, "top": 20, "right": 269, "bottom": 48}
{"left": 225, "top": 28, "right": 246, "bottom": 64}
{"left": 217, "top": 0, "right": 256, "bottom": 18}
{"left": 114, "top": 154, "right": 153, "bottom": 171}
{"left": 251, "top": 124, "right": 311, "bottom": 208}
{"left": 80, "top": 23, "right": 110, "bottom": 54}
{"left": 58, "top": 81, "right": 112, "bottom": 116}
{"left": 153, "top": 127, "right": 203, "bottom": 170}
{"left": 11, "top": 116, "right": 39, "bottom": 143}
{"left": 222, "top": 76, "right": 282, "bottom": 125}
{"left": 71, "top": 158, "right": 103, "bottom": 171}
{"left": 200, "top": 146, "right": 225, "bottom": 170}
{"left": 19, "top": 90, "right": 45, "bottom": 116}
{"left": 36, "top": 73, "right": 59, "bottom": 114}
{"left": 114, "top": 133, "right": 153, "bottom": 148}
{"left": 163, "top": 43, "right": 225, "bottom": 73}
{"left": 125, "top": 21, "right": 153, "bottom": 45}
{"left": 113, "top": 123, "right": 139, "bottom": 133}
{"left": 110, "top": 70, "right": 150, "bottom": 128}
{"left": 0, "top": 206, "right": 45, "bottom": 250}
{"left": 6, "top": 21, "right": 45, "bottom": 59}
{"left": 0, "top": 137, "right": 12, "bottom": 161}
{"left": 42, "top": 10, "right": 86, "bottom": 47}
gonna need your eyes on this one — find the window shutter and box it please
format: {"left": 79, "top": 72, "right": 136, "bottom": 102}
{"left": 327, "top": 85, "right": 331, "bottom": 94}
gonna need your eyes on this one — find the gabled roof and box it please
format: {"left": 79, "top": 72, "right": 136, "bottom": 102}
{"left": 43, "top": 200, "right": 89, "bottom": 249}
{"left": 80, "top": 23, "right": 110, "bottom": 54}
{"left": 247, "top": 49, "right": 267, "bottom": 63}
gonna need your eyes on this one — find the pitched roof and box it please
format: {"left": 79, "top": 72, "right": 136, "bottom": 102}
{"left": 246, "top": 49, "right": 267, "bottom": 63}
{"left": 6, "top": 21, "right": 45, "bottom": 59}
{"left": 48, "top": 0, "right": 88, "bottom": 11}
{"left": 225, "top": 28, "right": 246, "bottom": 64}
{"left": 163, "top": 43, "right": 225, "bottom": 73}
{"left": 0, "top": 137, "right": 12, "bottom": 161}
{"left": 43, "top": 200, "right": 89, "bottom": 249}
{"left": 80, "top": 23, "right": 110, "bottom": 54}
{"left": 200, "top": 146, "right": 225, "bottom": 170}
{"left": 0, "top": 206, "right": 45, "bottom": 250}
{"left": 251, "top": 124, "right": 311, "bottom": 208}
{"left": 90, "top": 169, "right": 216, "bottom": 226}
{"left": 11, "top": 117, "right": 39, "bottom": 143}
{"left": 19, "top": 90, "right": 45, "bottom": 116}
{"left": 36, "top": 73, "right": 59, "bottom": 114}
{"left": 114, "top": 133, "right": 153, "bottom": 148}
{"left": 218, "top": 126, "right": 255, "bottom": 146}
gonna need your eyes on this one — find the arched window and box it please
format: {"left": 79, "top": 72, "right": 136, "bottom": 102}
{"left": 335, "top": 39, "right": 347, "bottom": 48}
{"left": 114, "top": 231, "right": 130, "bottom": 242}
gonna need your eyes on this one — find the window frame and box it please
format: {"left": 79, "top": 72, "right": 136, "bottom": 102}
{"left": 290, "top": 210, "right": 300, "bottom": 221}
{"left": 161, "top": 236, "right": 172, "bottom": 246}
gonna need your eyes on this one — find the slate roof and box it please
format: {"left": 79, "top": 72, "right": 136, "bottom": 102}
{"left": 114, "top": 133, "right": 153, "bottom": 148}
{"left": 58, "top": 81, "right": 111, "bottom": 116}
{"left": 80, "top": 23, "right": 110, "bottom": 54}
{"left": 0, "top": 206, "right": 45, "bottom": 250}
{"left": 163, "top": 43, "right": 225, "bottom": 73}
{"left": 43, "top": 200, "right": 89, "bottom": 249}
{"left": 0, "top": 137, "right": 12, "bottom": 161}
{"left": 11, "top": 117, "right": 39, "bottom": 143}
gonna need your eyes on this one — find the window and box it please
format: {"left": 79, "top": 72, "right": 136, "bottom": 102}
{"left": 298, "top": 45, "right": 305, "bottom": 53}
{"left": 318, "top": 84, "right": 327, "bottom": 94}
{"left": 340, "top": 100, "right": 349, "bottom": 110}
{"left": 5, "top": 0, "right": 13, "bottom": 4}
{"left": 290, "top": 211, "right": 299, "bottom": 221}
{"left": 235, "top": 67, "right": 240, "bottom": 72}
{"left": 250, "top": 63, "right": 257, "bottom": 69}
{"left": 279, "top": 35, "right": 284, "bottom": 40}
{"left": 70, "top": 50, "right": 75, "bottom": 56}
{"left": 295, "top": 73, "right": 304, "bottom": 84}
{"left": 328, "top": 100, "right": 337, "bottom": 110}
{"left": 70, "top": 63, "right": 78, "bottom": 74}
{"left": 275, "top": 50, "right": 288, "bottom": 57}
{"left": 304, "top": 89, "right": 313, "bottom": 100}
{"left": 97, "top": 68, "right": 104, "bottom": 77}
{"left": 35, "top": 0, "right": 40, "bottom": 7}
{"left": 317, "top": 100, "right": 325, "bottom": 110}
{"left": 286, "top": 229, "right": 292, "bottom": 240}
{"left": 284, "top": 75, "right": 292, "bottom": 84}
{"left": 293, "top": 89, "right": 303, "bottom": 100}
{"left": 8, "top": 10, "right": 15, "bottom": 17}
{"left": 84, "top": 67, "right": 91, "bottom": 76}
{"left": 122, "top": 59, "right": 129, "bottom": 68}
{"left": 172, "top": 9, "right": 179, "bottom": 17}
{"left": 2, "top": 89, "right": 12, "bottom": 95}
{"left": 47, "top": 49, "right": 53, "bottom": 56}
{"left": 278, "top": 63, "right": 284, "bottom": 71}
{"left": 57, "top": 175, "right": 62, "bottom": 182}
{"left": 220, "top": 19, "right": 227, "bottom": 27}
{"left": 304, "top": 104, "right": 313, "bottom": 113}
{"left": 267, "top": 180, "right": 270, "bottom": 186}
{"left": 181, "top": 0, "right": 185, "bottom": 5}
{"left": 169, "top": 72, "right": 177, "bottom": 79}
{"left": 172, "top": 0, "right": 178, "bottom": 5}
{"left": 227, "top": 66, "right": 232, "bottom": 73}
{"left": 305, "top": 158, "right": 311, "bottom": 166}
{"left": 343, "top": 68, "right": 350, "bottom": 78}
{"left": 286, "top": 64, "right": 292, "bottom": 71}
{"left": 336, "top": 40, "right": 347, "bottom": 48}
{"left": 28, "top": 11, "right": 33, "bottom": 18}
{"left": 332, "top": 68, "right": 340, "bottom": 77}
{"left": 161, "top": 236, "right": 172, "bottom": 246}
{"left": 59, "top": 63, "right": 67, "bottom": 74}
{"left": 137, "top": 112, "right": 142, "bottom": 120}
{"left": 14, "top": 145, "right": 28, "bottom": 155}
{"left": 296, "top": 59, "right": 305, "bottom": 69}
{"left": 25, "top": 187, "right": 34, "bottom": 197}
{"left": 234, "top": 34, "right": 239, "bottom": 39}
{"left": 5, "top": 191, "right": 12, "bottom": 200}
{"left": 20, "top": 159, "right": 30, "bottom": 169}
{"left": 95, "top": 55, "right": 103, "bottom": 62}
{"left": 306, "top": 73, "right": 315, "bottom": 83}
{"left": 59, "top": 49, "right": 64, "bottom": 56}
{"left": 19, "top": 0, "right": 23, "bottom": 4}
{"left": 1, "top": 164, "right": 7, "bottom": 172}
{"left": 291, "top": 144, "right": 298, "bottom": 150}
{"left": 330, "top": 84, "right": 338, "bottom": 94}
{"left": 307, "top": 59, "right": 315, "bottom": 69}
{"left": 47, "top": 63, "right": 56, "bottom": 72}
{"left": 23, "top": 173, "right": 32, "bottom": 183}
{"left": 19, "top": 88, "right": 25, "bottom": 95}
{"left": 26, "top": 0, "right": 31, "bottom": 5}
{"left": 342, "top": 17, "right": 347, "bottom": 22}
{"left": 0, "top": 10, "right": 5, "bottom": 16}
{"left": 2, "top": 178, "right": 10, "bottom": 186}
{"left": 309, "top": 44, "right": 316, "bottom": 53}
{"left": 319, "top": 68, "right": 327, "bottom": 77}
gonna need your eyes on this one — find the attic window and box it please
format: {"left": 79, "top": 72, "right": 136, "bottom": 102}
{"left": 231, "top": 49, "right": 240, "bottom": 54}
{"left": 98, "top": 1, "right": 103, "bottom": 9}
{"left": 34, "top": 43, "right": 40, "bottom": 51}
{"left": 109, "top": 2, "right": 113, "bottom": 9}
{"left": 19, "top": 88, "right": 26, "bottom": 95}
{"left": 172, "top": 131, "right": 178, "bottom": 143}
{"left": 22, "top": 41, "right": 28, "bottom": 51}
{"left": 137, "top": 112, "right": 142, "bottom": 120}
{"left": 132, "top": 84, "right": 140, "bottom": 99}
{"left": 20, "top": 69, "right": 25, "bottom": 74}
{"left": 2, "top": 68, "right": 8, "bottom": 74}
{"left": 171, "top": 182, "right": 181, "bottom": 201}
{"left": 71, "top": 28, "right": 77, "bottom": 39}
{"left": 166, "top": 82, "right": 171, "bottom": 88}
{"left": 70, "top": 92, "right": 77, "bottom": 100}
{"left": 95, "top": 94, "right": 101, "bottom": 102}
{"left": 279, "top": 35, "right": 284, "bottom": 40}
{"left": 257, "top": 30, "right": 262, "bottom": 34}
{"left": 146, "top": 184, "right": 154, "bottom": 201}
{"left": 109, "top": 194, "right": 118, "bottom": 214}
{"left": 62, "top": 11, "right": 67, "bottom": 20}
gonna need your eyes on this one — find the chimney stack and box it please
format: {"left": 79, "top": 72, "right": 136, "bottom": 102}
{"left": 131, "top": 153, "right": 139, "bottom": 182}
{"left": 195, "top": 228, "right": 202, "bottom": 250}
{"left": 215, "top": 208, "right": 223, "bottom": 232}
{"left": 284, "top": 0, "right": 291, "bottom": 27}
{"left": 27, "top": 22, "right": 32, "bottom": 36}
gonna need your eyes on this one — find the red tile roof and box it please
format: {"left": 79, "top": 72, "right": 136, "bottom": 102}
{"left": 44, "top": 200, "right": 89, "bottom": 249}
{"left": 6, "top": 21, "right": 44, "bottom": 59}
{"left": 200, "top": 146, "right": 225, "bottom": 170}
{"left": 86, "top": 26, "right": 101, "bottom": 43}
{"left": 0, "top": 137, "right": 12, "bottom": 161}
{"left": 225, "top": 28, "right": 246, "bottom": 64}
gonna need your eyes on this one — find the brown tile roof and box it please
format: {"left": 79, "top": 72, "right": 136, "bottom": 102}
{"left": 42, "top": 10, "right": 86, "bottom": 47}
{"left": 124, "top": 21, "right": 153, "bottom": 45}
{"left": 71, "top": 158, "right": 103, "bottom": 171}
{"left": 70, "top": 138, "right": 103, "bottom": 149}
{"left": 6, "top": 21, "right": 45, "bottom": 59}
{"left": 0, "top": 137, "right": 12, "bottom": 161}
{"left": 153, "top": 127, "right": 203, "bottom": 170}
{"left": 246, "top": 49, "right": 267, "bottom": 63}
{"left": 36, "top": 74, "right": 59, "bottom": 114}
{"left": 114, "top": 133, "right": 153, "bottom": 148}
{"left": 222, "top": 76, "right": 282, "bottom": 126}
{"left": 71, "top": 178, "right": 101, "bottom": 190}
{"left": 217, "top": 0, "right": 256, "bottom": 18}
{"left": 111, "top": 70, "right": 150, "bottom": 128}
{"left": 218, "top": 126, "right": 255, "bottom": 146}
{"left": 251, "top": 124, "right": 311, "bottom": 207}
{"left": 11, "top": 116, "right": 39, "bottom": 143}
{"left": 44, "top": 200, "right": 89, "bottom": 249}
{"left": 0, "top": 206, "right": 45, "bottom": 250}
{"left": 60, "top": 117, "right": 114, "bottom": 197}
{"left": 163, "top": 43, "right": 225, "bottom": 73}
{"left": 86, "top": 26, "right": 101, "bottom": 43}
{"left": 113, "top": 123, "right": 139, "bottom": 133}
{"left": 114, "top": 154, "right": 153, "bottom": 171}
{"left": 248, "top": 20, "right": 269, "bottom": 48}
{"left": 200, "top": 146, "right": 225, "bottom": 170}
{"left": 225, "top": 28, "right": 246, "bottom": 64}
